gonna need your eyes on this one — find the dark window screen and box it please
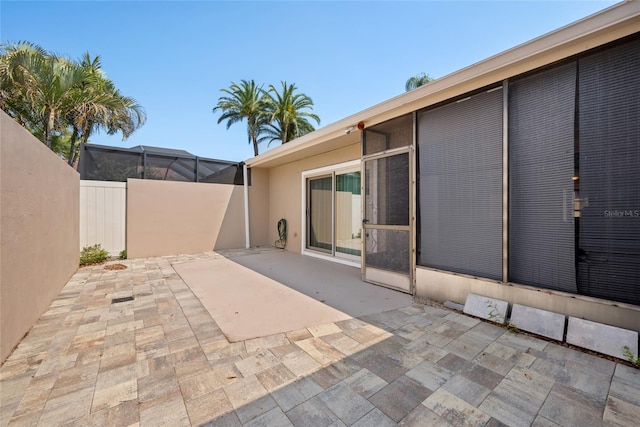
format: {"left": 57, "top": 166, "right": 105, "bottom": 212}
{"left": 577, "top": 38, "right": 640, "bottom": 305}
{"left": 509, "top": 63, "right": 577, "bottom": 292}
{"left": 418, "top": 89, "right": 503, "bottom": 280}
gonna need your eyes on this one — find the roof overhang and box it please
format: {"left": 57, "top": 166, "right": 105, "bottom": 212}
{"left": 246, "top": 1, "right": 640, "bottom": 169}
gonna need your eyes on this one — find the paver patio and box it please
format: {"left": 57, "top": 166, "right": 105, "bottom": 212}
{"left": 1, "top": 251, "right": 639, "bottom": 426}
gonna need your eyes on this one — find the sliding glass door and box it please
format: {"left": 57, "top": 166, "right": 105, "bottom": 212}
{"left": 305, "top": 163, "right": 361, "bottom": 263}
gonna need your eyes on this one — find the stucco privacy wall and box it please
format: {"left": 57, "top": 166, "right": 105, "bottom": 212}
{"left": 1, "top": 111, "right": 80, "bottom": 363}
{"left": 126, "top": 179, "right": 245, "bottom": 258}
{"left": 267, "top": 143, "right": 360, "bottom": 252}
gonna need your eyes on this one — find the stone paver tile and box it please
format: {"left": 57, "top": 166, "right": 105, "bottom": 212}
{"left": 531, "top": 415, "right": 562, "bottom": 426}
{"left": 245, "top": 334, "right": 290, "bottom": 353}
{"left": 167, "top": 336, "right": 200, "bottom": 354}
{"left": 396, "top": 322, "right": 432, "bottom": 341}
{"left": 352, "top": 408, "right": 396, "bottom": 427}
{"left": 281, "top": 350, "right": 322, "bottom": 377}
{"left": 310, "top": 359, "right": 361, "bottom": 389}
{"left": 185, "top": 388, "right": 234, "bottom": 426}
{"left": 38, "top": 386, "right": 93, "bottom": 426}
{"left": 138, "top": 371, "right": 181, "bottom": 405}
{"left": 34, "top": 353, "right": 78, "bottom": 377}
{"left": 482, "top": 340, "right": 536, "bottom": 369}
{"left": 105, "top": 319, "right": 144, "bottom": 336}
{"left": 170, "top": 347, "right": 211, "bottom": 379}
{"left": 461, "top": 363, "right": 504, "bottom": 390}
{"left": 495, "top": 331, "right": 548, "bottom": 353}
{"left": 308, "top": 323, "right": 343, "bottom": 338}
{"left": 235, "top": 349, "right": 279, "bottom": 377}
{"left": 82, "top": 397, "right": 139, "bottom": 427}
{"left": 610, "top": 370, "right": 640, "bottom": 407}
{"left": 443, "top": 331, "right": 495, "bottom": 361}
{"left": 269, "top": 343, "right": 303, "bottom": 359}
{"left": 223, "top": 375, "right": 269, "bottom": 410}
{"left": 271, "top": 376, "right": 323, "bottom": 412}
{"left": 320, "top": 332, "right": 363, "bottom": 356}
{"left": 10, "top": 373, "right": 56, "bottom": 418}
{"left": 91, "top": 379, "right": 137, "bottom": 412}
{"left": 436, "top": 353, "right": 474, "bottom": 373}
{"left": 343, "top": 368, "right": 387, "bottom": 399}
{"left": 245, "top": 405, "right": 293, "bottom": 427}
{"left": 369, "top": 375, "right": 432, "bottom": 422}
{"left": 6, "top": 409, "right": 43, "bottom": 426}
{"left": 423, "top": 388, "right": 491, "bottom": 427}
{"left": 442, "top": 374, "right": 491, "bottom": 407}
{"left": 139, "top": 394, "right": 190, "bottom": 427}
{"left": 285, "top": 328, "right": 313, "bottom": 342}
{"left": 295, "top": 337, "right": 345, "bottom": 365}
{"left": 199, "top": 411, "right": 243, "bottom": 426}
{"left": 531, "top": 357, "right": 610, "bottom": 401}
{"left": 539, "top": 383, "right": 607, "bottom": 427}
{"left": 285, "top": 395, "right": 339, "bottom": 427}
{"left": 256, "top": 364, "right": 296, "bottom": 393}
{"left": 318, "top": 381, "right": 374, "bottom": 425}
{"left": 235, "top": 394, "right": 278, "bottom": 424}
{"left": 350, "top": 351, "right": 408, "bottom": 383}
{"left": 95, "top": 360, "right": 148, "bottom": 391}
{"left": 386, "top": 346, "right": 426, "bottom": 370}
{"left": 402, "top": 338, "right": 449, "bottom": 364}
{"left": 335, "top": 318, "right": 369, "bottom": 331}
{"left": 473, "top": 348, "right": 517, "bottom": 376}
{"left": 406, "top": 360, "right": 455, "bottom": 392}
{"left": 48, "top": 361, "right": 100, "bottom": 399}
{"left": 485, "top": 417, "right": 511, "bottom": 427}
{"left": 179, "top": 366, "right": 239, "bottom": 401}
{"left": 603, "top": 395, "right": 640, "bottom": 427}
{"left": 479, "top": 366, "right": 554, "bottom": 427}
{"left": 400, "top": 404, "right": 452, "bottom": 426}
{"left": 341, "top": 325, "right": 390, "bottom": 346}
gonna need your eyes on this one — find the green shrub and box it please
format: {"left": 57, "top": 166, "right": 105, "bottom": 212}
{"left": 80, "top": 244, "right": 109, "bottom": 266}
{"left": 119, "top": 249, "right": 127, "bottom": 260}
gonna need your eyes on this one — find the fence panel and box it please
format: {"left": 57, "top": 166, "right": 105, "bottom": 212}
{"left": 80, "top": 180, "right": 127, "bottom": 256}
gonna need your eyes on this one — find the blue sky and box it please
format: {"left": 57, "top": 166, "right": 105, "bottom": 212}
{"left": 2, "top": 1, "right": 619, "bottom": 161}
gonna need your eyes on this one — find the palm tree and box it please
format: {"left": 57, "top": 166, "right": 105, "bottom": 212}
{"left": 405, "top": 72, "right": 433, "bottom": 92}
{"left": 262, "top": 81, "right": 320, "bottom": 145}
{"left": 1, "top": 43, "right": 146, "bottom": 164}
{"left": 213, "top": 79, "right": 267, "bottom": 157}
{"left": 1, "top": 42, "right": 88, "bottom": 148}
{"left": 66, "top": 53, "right": 146, "bottom": 165}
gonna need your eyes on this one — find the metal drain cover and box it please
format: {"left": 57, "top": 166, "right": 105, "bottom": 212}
{"left": 111, "top": 296, "right": 134, "bottom": 304}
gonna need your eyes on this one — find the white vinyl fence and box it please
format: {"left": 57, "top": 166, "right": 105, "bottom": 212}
{"left": 79, "top": 180, "right": 127, "bottom": 256}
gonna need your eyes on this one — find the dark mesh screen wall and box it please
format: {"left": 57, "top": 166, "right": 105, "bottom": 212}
{"left": 418, "top": 89, "right": 503, "bottom": 279}
{"left": 509, "top": 63, "right": 577, "bottom": 292}
{"left": 80, "top": 149, "right": 143, "bottom": 181}
{"left": 577, "top": 38, "right": 640, "bottom": 305}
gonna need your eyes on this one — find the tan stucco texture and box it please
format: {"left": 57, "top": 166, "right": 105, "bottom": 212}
{"left": 126, "top": 179, "right": 246, "bottom": 259}
{"left": 267, "top": 143, "right": 360, "bottom": 253}
{"left": 1, "top": 111, "right": 80, "bottom": 363}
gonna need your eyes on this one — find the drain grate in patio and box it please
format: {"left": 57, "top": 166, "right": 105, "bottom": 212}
{"left": 111, "top": 296, "right": 134, "bottom": 304}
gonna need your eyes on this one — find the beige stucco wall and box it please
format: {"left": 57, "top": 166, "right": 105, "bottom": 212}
{"left": 126, "top": 179, "right": 245, "bottom": 258}
{"left": 416, "top": 267, "right": 640, "bottom": 332}
{"left": 248, "top": 167, "right": 270, "bottom": 247}
{"left": 267, "top": 143, "right": 360, "bottom": 253}
{"left": 1, "top": 111, "right": 80, "bottom": 363}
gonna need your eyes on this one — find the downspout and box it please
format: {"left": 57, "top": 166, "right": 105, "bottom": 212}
{"left": 243, "top": 163, "right": 250, "bottom": 249}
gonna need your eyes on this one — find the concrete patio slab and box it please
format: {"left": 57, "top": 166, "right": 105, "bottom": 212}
{"left": 174, "top": 256, "right": 351, "bottom": 342}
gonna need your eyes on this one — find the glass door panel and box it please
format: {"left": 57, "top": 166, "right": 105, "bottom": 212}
{"left": 336, "top": 172, "right": 361, "bottom": 258}
{"left": 308, "top": 176, "right": 332, "bottom": 252}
